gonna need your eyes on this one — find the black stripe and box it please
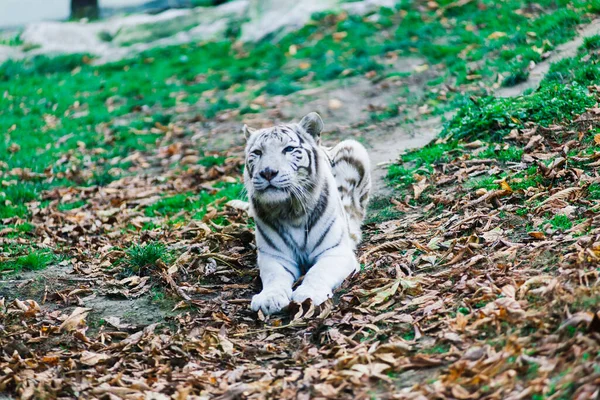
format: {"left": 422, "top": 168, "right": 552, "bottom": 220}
{"left": 359, "top": 192, "right": 368, "bottom": 205}
{"left": 257, "top": 247, "right": 298, "bottom": 279}
{"left": 333, "top": 156, "right": 365, "bottom": 184}
{"left": 256, "top": 224, "right": 278, "bottom": 250}
{"left": 282, "top": 265, "right": 297, "bottom": 279}
{"left": 305, "top": 148, "right": 313, "bottom": 175}
{"left": 257, "top": 247, "right": 293, "bottom": 264}
{"left": 253, "top": 198, "right": 300, "bottom": 250}
{"left": 306, "top": 180, "right": 329, "bottom": 233}
{"left": 311, "top": 232, "right": 343, "bottom": 261}
{"left": 295, "top": 128, "right": 304, "bottom": 145}
{"left": 264, "top": 218, "right": 296, "bottom": 251}
{"left": 312, "top": 216, "right": 336, "bottom": 251}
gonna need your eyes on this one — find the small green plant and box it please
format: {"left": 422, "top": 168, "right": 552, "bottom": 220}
{"left": 510, "top": 170, "right": 545, "bottom": 191}
{"left": 57, "top": 200, "right": 86, "bottom": 211}
{"left": 124, "top": 242, "right": 171, "bottom": 274}
{"left": 582, "top": 34, "right": 600, "bottom": 51}
{"left": 387, "top": 142, "right": 458, "bottom": 189}
{"left": 198, "top": 155, "right": 227, "bottom": 168}
{"left": 464, "top": 176, "right": 498, "bottom": 191}
{"left": 479, "top": 146, "right": 523, "bottom": 162}
{"left": 0, "top": 32, "right": 23, "bottom": 47}
{"left": 16, "top": 223, "right": 35, "bottom": 233}
{"left": 458, "top": 307, "right": 470, "bottom": 315}
{"left": 588, "top": 183, "right": 600, "bottom": 200}
{"left": 549, "top": 214, "right": 572, "bottom": 231}
{"left": 0, "top": 249, "right": 54, "bottom": 273}
{"left": 423, "top": 343, "right": 451, "bottom": 354}
{"left": 502, "top": 69, "right": 529, "bottom": 87}
{"left": 516, "top": 208, "right": 529, "bottom": 217}
{"left": 365, "top": 195, "right": 403, "bottom": 224}
{"left": 90, "top": 170, "right": 120, "bottom": 187}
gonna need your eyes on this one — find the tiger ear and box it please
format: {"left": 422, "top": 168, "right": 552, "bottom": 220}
{"left": 243, "top": 124, "right": 257, "bottom": 140}
{"left": 299, "top": 112, "right": 323, "bottom": 141}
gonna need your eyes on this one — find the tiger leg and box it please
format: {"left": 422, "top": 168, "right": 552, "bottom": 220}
{"left": 291, "top": 248, "right": 358, "bottom": 305}
{"left": 251, "top": 253, "right": 297, "bottom": 314}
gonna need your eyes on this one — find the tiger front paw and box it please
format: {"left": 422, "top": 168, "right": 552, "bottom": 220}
{"left": 251, "top": 287, "right": 291, "bottom": 315}
{"left": 291, "top": 283, "right": 332, "bottom": 306}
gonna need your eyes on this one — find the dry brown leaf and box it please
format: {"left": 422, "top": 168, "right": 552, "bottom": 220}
{"left": 59, "top": 307, "right": 91, "bottom": 332}
{"left": 536, "top": 187, "right": 580, "bottom": 208}
{"left": 80, "top": 351, "right": 109, "bottom": 366}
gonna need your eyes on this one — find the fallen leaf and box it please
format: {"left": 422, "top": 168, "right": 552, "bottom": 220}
{"left": 59, "top": 307, "right": 91, "bottom": 332}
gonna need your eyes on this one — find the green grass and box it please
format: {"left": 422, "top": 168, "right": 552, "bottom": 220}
{"left": 0, "top": 249, "right": 54, "bottom": 273}
{"left": 387, "top": 141, "right": 459, "bottom": 189}
{"left": 588, "top": 183, "right": 600, "bottom": 200}
{"left": 0, "top": 182, "right": 42, "bottom": 218}
{"left": 2, "top": 182, "right": 41, "bottom": 203}
{"left": 422, "top": 343, "right": 451, "bottom": 354}
{"left": 124, "top": 241, "right": 172, "bottom": 274}
{"left": 582, "top": 34, "right": 600, "bottom": 51}
{"left": 90, "top": 170, "right": 122, "bottom": 187}
{"left": 57, "top": 200, "right": 86, "bottom": 211}
{"left": 0, "top": 33, "right": 23, "bottom": 47}
{"left": 464, "top": 176, "right": 498, "bottom": 191}
{"left": 510, "top": 170, "right": 545, "bottom": 191}
{"left": 502, "top": 69, "right": 529, "bottom": 87}
{"left": 16, "top": 223, "right": 35, "bottom": 233}
{"left": 0, "top": 203, "right": 28, "bottom": 219}
{"left": 387, "top": 38, "right": 600, "bottom": 205}
{"left": 144, "top": 182, "right": 244, "bottom": 219}
{"left": 478, "top": 146, "right": 524, "bottom": 162}
{"left": 0, "top": 181, "right": 75, "bottom": 218}
{"left": 198, "top": 155, "right": 227, "bottom": 168}
{"left": 365, "top": 196, "right": 403, "bottom": 224}
{"left": 442, "top": 83, "right": 596, "bottom": 142}
{"left": 548, "top": 214, "right": 573, "bottom": 231}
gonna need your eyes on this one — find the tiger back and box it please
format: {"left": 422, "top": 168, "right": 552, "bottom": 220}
{"left": 328, "top": 140, "right": 371, "bottom": 246}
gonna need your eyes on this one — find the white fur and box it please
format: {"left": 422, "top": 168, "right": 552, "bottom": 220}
{"left": 244, "top": 114, "right": 370, "bottom": 315}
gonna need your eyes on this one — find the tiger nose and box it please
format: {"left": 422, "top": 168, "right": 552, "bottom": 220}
{"left": 259, "top": 168, "right": 279, "bottom": 181}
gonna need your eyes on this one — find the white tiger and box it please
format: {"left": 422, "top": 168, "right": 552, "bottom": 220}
{"left": 243, "top": 112, "right": 371, "bottom": 315}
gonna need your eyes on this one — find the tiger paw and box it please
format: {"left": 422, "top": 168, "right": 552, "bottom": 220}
{"left": 292, "top": 283, "right": 332, "bottom": 306}
{"left": 251, "top": 287, "right": 291, "bottom": 315}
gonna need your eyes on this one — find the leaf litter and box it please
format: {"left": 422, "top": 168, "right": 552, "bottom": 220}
{"left": 2, "top": 95, "right": 600, "bottom": 399}
{"left": 3, "top": 28, "right": 600, "bottom": 400}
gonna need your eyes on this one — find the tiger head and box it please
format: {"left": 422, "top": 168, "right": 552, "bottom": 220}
{"left": 243, "top": 112, "right": 324, "bottom": 208}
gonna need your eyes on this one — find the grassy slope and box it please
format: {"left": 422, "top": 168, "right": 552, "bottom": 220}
{"left": 2, "top": 0, "right": 598, "bottom": 173}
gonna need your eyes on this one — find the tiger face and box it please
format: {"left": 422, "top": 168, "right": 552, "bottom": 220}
{"left": 243, "top": 113, "right": 323, "bottom": 206}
